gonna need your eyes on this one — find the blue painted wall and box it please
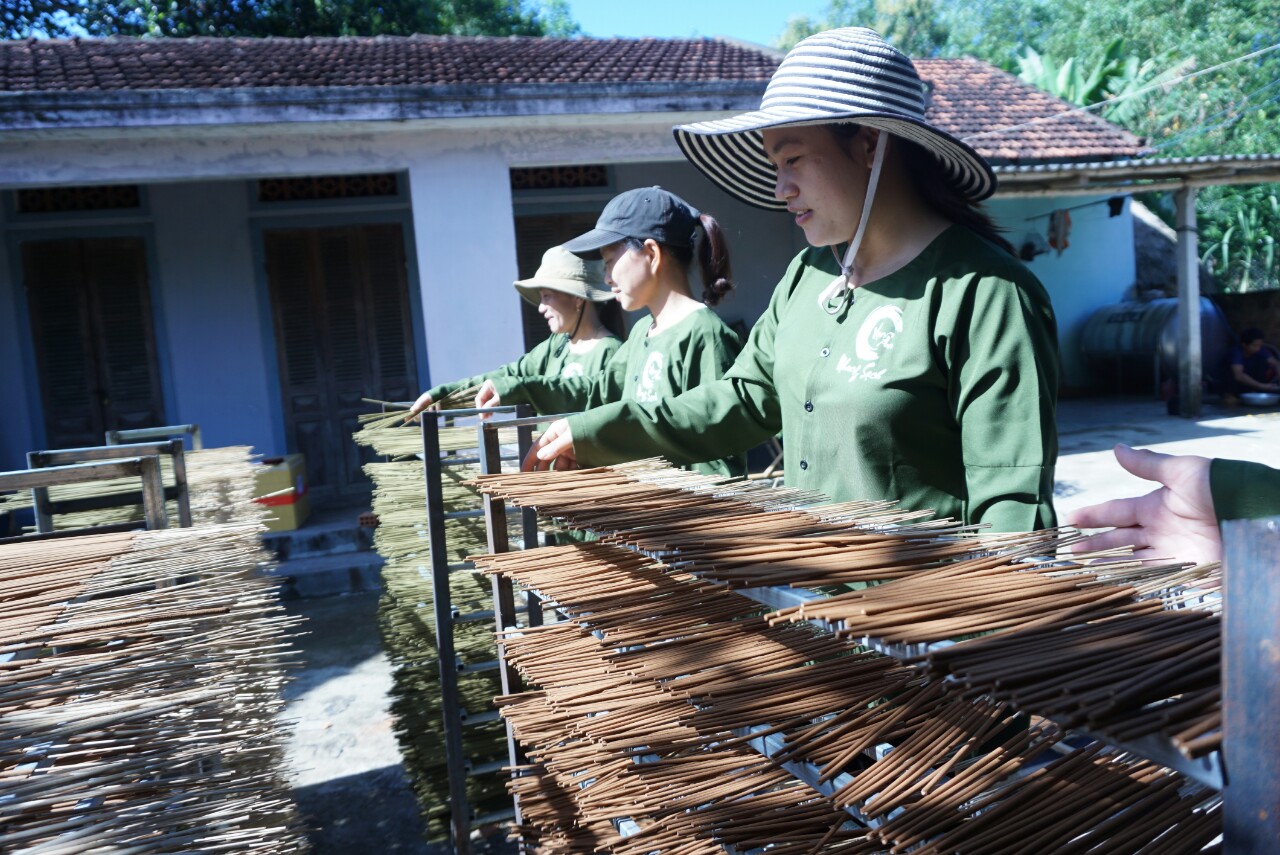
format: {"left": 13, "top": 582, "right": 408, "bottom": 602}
{"left": 0, "top": 208, "right": 38, "bottom": 471}
{"left": 989, "top": 195, "right": 1135, "bottom": 390}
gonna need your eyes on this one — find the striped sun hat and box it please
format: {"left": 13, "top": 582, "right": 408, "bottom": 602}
{"left": 673, "top": 27, "right": 996, "bottom": 210}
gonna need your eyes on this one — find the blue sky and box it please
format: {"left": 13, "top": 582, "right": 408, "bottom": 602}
{"left": 562, "top": 0, "right": 831, "bottom": 47}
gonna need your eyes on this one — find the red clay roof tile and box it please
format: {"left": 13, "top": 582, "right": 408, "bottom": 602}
{"left": 0, "top": 36, "right": 1145, "bottom": 162}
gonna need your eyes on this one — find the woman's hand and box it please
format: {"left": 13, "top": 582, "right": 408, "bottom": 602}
{"left": 403, "top": 390, "right": 434, "bottom": 422}
{"left": 522, "top": 419, "right": 578, "bottom": 471}
{"left": 474, "top": 381, "right": 501, "bottom": 415}
{"left": 1066, "top": 444, "right": 1220, "bottom": 564}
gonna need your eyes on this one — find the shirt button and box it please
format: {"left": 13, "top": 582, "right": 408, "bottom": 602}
{"left": 804, "top": 401, "right": 814, "bottom": 412}
{"left": 820, "top": 347, "right": 830, "bottom": 358}
{"left": 799, "top": 460, "right": 809, "bottom": 470}
{"left": 633, "top": 376, "right": 640, "bottom": 382}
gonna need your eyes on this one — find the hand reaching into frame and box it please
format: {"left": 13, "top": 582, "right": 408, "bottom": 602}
{"left": 521, "top": 419, "right": 579, "bottom": 472}
{"left": 403, "top": 390, "right": 434, "bottom": 423}
{"left": 1065, "top": 444, "right": 1221, "bottom": 565}
{"left": 474, "top": 381, "right": 501, "bottom": 418}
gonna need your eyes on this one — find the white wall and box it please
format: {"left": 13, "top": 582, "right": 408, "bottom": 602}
{"left": 990, "top": 195, "right": 1135, "bottom": 390}
{"left": 406, "top": 148, "right": 525, "bottom": 384}
{"left": 149, "top": 180, "right": 283, "bottom": 454}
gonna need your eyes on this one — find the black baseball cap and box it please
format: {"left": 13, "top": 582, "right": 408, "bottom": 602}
{"left": 563, "top": 186, "right": 702, "bottom": 256}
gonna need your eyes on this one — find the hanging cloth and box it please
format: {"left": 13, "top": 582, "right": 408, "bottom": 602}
{"left": 1048, "top": 209, "right": 1073, "bottom": 255}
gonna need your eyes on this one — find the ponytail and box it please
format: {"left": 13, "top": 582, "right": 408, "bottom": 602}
{"left": 631, "top": 213, "right": 737, "bottom": 308}
{"left": 693, "top": 212, "right": 735, "bottom": 307}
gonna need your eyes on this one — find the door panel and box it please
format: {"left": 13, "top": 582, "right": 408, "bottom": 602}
{"left": 264, "top": 224, "right": 417, "bottom": 504}
{"left": 22, "top": 237, "right": 165, "bottom": 449}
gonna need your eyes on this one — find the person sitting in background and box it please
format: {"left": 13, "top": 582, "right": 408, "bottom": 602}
{"left": 1224, "top": 327, "right": 1280, "bottom": 399}
{"left": 1066, "top": 443, "right": 1280, "bottom": 564}
{"left": 406, "top": 246, "right": 623, "bottom": 416}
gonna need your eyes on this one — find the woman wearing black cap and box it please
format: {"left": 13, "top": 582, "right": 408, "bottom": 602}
{"left": 526, "top": 28, "right": 1060, "bottom": 532}
{"left": 476, "top": 185, "right": 746, "bottom": 479}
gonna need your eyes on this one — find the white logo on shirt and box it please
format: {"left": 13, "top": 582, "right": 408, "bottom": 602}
{"left": 856, "top": 306, "right": 903, "bottom": 362}
{"left": 634, "top": 352, "right": 666, "bottom": 404}
{"left": 837, "top": 305, "right": 903, "bottom": 382}
{"left": 561, "top": 363, "right": 585, "bottom": 379}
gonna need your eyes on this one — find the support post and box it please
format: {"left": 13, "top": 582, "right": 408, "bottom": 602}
{"left": 478, "top": 417, "right": 526, "bottom": 835}
{"left": 1222, "top": 517, "right": 1280, "bottom": 853}
{"left": 1175, "top": 186, "right": 1202, "bottom": 417}
{"left": 515, "top": 405, "right": 543, "bottom": 628}
{"left": 137, "top": 455, "right": 168, "bottom": 530}
{"left": 421, "top": 415, "right": 473, "bottom": 855}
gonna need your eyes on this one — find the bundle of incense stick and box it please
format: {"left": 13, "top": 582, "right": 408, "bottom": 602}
{"left": 354, "top": 408, "right": 520, "bottom": 459}
{"left": 469, "top": 460, "right": 962, "bottom": 555}
{"left": 0, "top": 445, "right": 267, "bottom": 531}
{"left": 766, "top": 556, "right": 1222, "bottom": 754}
{"left": 476, "top": 461, "right": 1223, "bottom": 756}
{"left": 500, "top": 690, "right": 873, "bottom": 854}
{"left": 352, "top": 412, "right": 527, "bottom": 839}
{"left": 905, "top": 745, "right": 1220, "bottom": 855}
{"left": 469, "top": 461, "right": 1226, "bottom": 849}
{"left": 481, "top": 541, "right": 1216, "bottom": 852}
{"left": 0, "top": 525, "right": 304, "bottom": 853}
{"left": 920, "top": 608, "right": 1223, "bottom": 758}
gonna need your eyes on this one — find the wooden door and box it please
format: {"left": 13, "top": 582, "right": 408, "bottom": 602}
{"left": 22, "top": 237, "right": 166, "bottom": 449}
{"left": 514, "top": 213, "right": 601, "bottom": 350}
{"left": 264, "top": 224, "right": 417, "bottom": 504}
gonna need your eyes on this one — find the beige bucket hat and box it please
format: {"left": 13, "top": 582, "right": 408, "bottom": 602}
{"left": 513, "top": 246, "right": 613, "bottom": 305}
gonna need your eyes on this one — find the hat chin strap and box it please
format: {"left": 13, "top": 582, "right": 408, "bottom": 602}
{"left": 554, "top": 300, "right": 587, "bottom": 357}
{"left": 818, "top": 133, "right": 888, "bottom": 312}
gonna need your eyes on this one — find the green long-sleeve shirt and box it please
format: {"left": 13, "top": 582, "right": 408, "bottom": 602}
{"left": 567, "top": 226, "right": 1060, "bottom": 531}
{"left": 1210, "top": 458, "right": 1280, "bottom": 522}
{"left": 427, "top": 334, "right": 621, "bottom": 407}
{"left": 492, "top": 307, "right": 746, "bottom": 479}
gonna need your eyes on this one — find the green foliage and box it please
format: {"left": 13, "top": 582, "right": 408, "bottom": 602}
{"left": 777, "top": 0, "right": 1280, "bottom": 291}
{"left": 5, "top": 0, "right": 579, "bottom": 37}
{"left": 776, "top": 0, "right": 949, "bottom": 56}
{"left": 1013, "top": 38, "right": 1197, "bottom": 130}
{"left": 1200, "top": 185, "right": 1280, "bottom": 292}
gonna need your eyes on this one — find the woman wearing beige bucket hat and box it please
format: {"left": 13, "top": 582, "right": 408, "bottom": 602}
{"left": 526, "top": 27, "right": 1061, "bottom": 532}
{"left": 406, "top": 245, "right": 623, "bottom": 415}
{"left": 475, "top": 185, "right": 747, "bottom": 479}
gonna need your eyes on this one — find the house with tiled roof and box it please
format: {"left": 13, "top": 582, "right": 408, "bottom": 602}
{"left": 0, "top": 35, "right": 1149, "bottom": 498}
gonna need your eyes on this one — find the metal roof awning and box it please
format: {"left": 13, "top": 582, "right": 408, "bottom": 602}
{"left": 993, "top": 153, "right": 1280, "bottom": 198}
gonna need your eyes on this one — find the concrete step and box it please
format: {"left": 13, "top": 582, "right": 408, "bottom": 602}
{"left": 264, "top": 550, "right": 385, "bottom": 600}
{"left": 262, "top": 517, "right": 376, "bottom": 562}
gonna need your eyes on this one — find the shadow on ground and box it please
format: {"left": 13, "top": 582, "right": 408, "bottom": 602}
{"left": 281, "top": 592, "right": 520, "bottom": 854}
{"left": 1056, "top": 397, "right": 1253, "bottom": 456}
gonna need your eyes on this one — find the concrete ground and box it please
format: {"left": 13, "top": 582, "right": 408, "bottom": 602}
{"left": 281, "top": 591, "right": 516, "bottom": 855}
{"left": 1054, "top": 394, "right": 1280, "bottom": 518}
{"left": 277, "top": 394, "right": 1280, "bottom": 852}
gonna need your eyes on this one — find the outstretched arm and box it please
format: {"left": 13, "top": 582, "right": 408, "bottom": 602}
{"left": 1066, "top": 444, "right": 1220, "bottom": 564}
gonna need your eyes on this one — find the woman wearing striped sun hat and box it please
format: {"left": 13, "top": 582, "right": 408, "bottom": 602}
{"left": 527, "top": 27, "right": 1061, "bottom": 532}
